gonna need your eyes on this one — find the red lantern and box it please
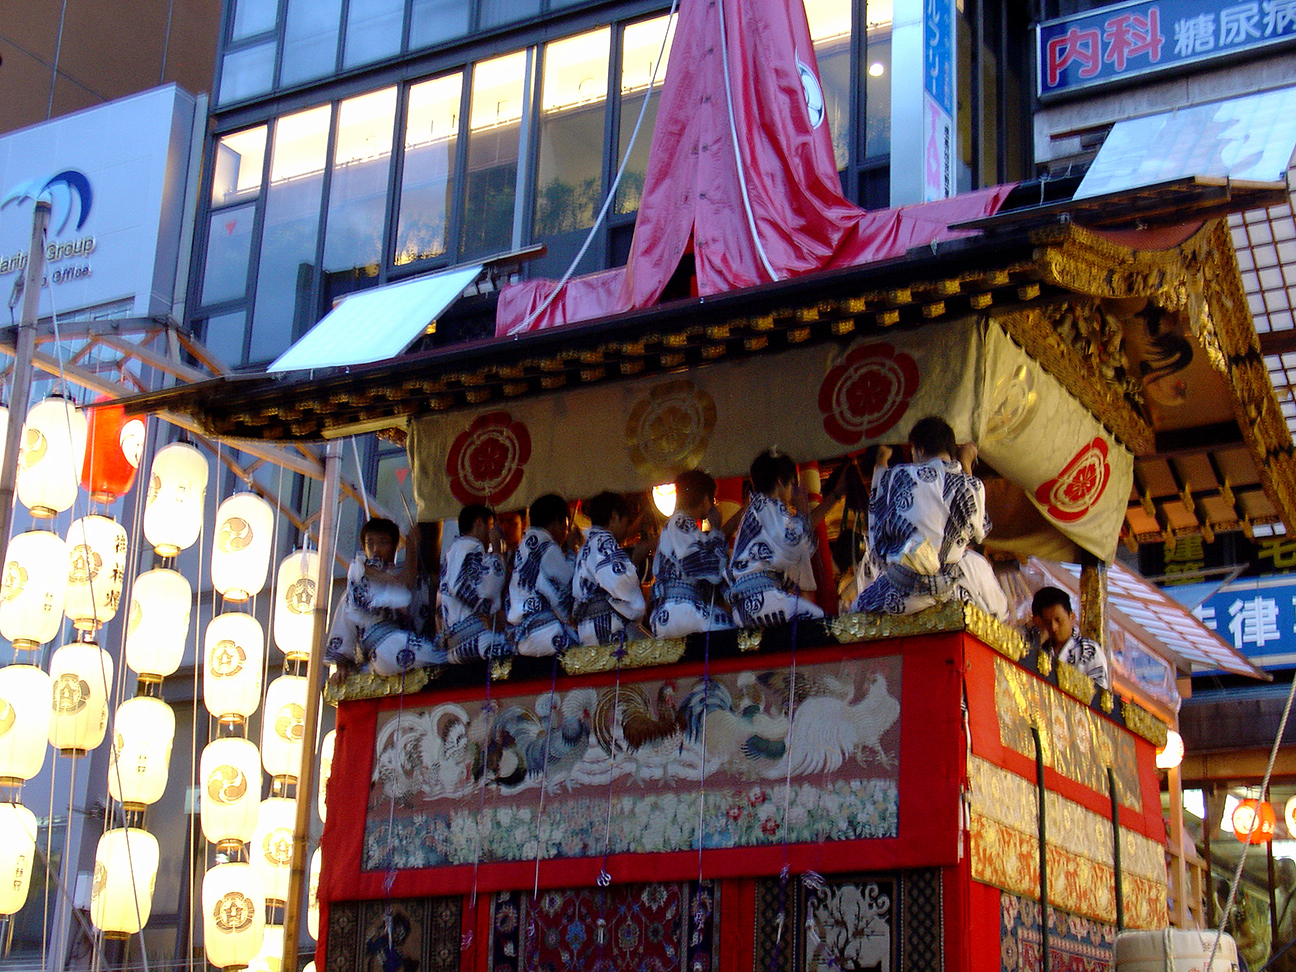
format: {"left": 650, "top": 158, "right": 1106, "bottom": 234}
{"left": 1232, "top": 798, "right": 1277, "bottom": 844}
{"left": 81, "top": 397, "right": 146, "bottom": 503}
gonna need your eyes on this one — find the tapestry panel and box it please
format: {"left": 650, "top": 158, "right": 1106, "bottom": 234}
{"left": 999, "top": 891, "right": 1115, "bottom": 972}
{"left": 324, "top": 895, "right": 462, "bottom": 972}
{"left": 364, "top": 656, "right": 902, "bottom": 871}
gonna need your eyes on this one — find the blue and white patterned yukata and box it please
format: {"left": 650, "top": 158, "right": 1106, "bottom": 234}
{"left": 852, "top": 457, "right": 1008, "bottom": 620}
{"left": 571, "top": 525, "right": 647, "bottom": 646}
{"left": 325, "top": 554, "right": 446, "bottom": 676}
{"left": 438, "top": 534, "right": 511, "bottom": 662}
{"left": 650, "top": 511, "right": 735, "bottom": 638}
{"left": 507, "top": 526, "right": 578, "bottom": 657}
{"left": 726, "top": 493, "right": 823, "bottom": 628}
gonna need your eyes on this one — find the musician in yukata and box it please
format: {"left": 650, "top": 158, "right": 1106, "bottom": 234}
{"left": 437, "top": 504, "right": 512, "bottom": 662}
{"left": 572, "top": 491, "right": 650, "bottom": 646}
{"left": 649, "top": 469, "right": 735, "bottom": 639}
{"left": 507, "top": 493, "right": 579, "bottom": 657}
{"left": 852, "top": 416, "right": 1008, "bottom": 621}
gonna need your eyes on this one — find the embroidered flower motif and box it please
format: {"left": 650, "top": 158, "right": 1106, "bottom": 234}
{"left": 818, "top": 343, "right": 919, "bottom": 445}
{"left": 446, "top": 411, "right": 532, "bottom": 506}
{"left": 1034, "top": 437, "right": 1111, "bottom": 523}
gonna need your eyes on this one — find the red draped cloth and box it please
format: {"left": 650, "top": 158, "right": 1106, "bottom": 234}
{"left": 495, "top": 0, "right": 1014, "bottom": 336}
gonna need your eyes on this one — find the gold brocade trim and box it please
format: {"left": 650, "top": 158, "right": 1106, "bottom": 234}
{"left": 827, "top": 602, "right": 1026, "bottom": 660}
{"left": 323, "top": 666, "right": 436, "bottom": 704}
{"left": 559, "top": 636, "right": 687, "bottom": 676}
{"left": 1036, "top": 653, "right": 1053, "bottom": 678}
{"left": 1055, "top": 660, "right": 1096, "bottom": 706}
{"left": 737, "top": 630, "right": 762, "bottom": 653}
{"left": 1121, "top": 700, "right": 1168, "bottom": 747}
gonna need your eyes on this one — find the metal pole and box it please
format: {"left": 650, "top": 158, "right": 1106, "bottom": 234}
{"left": 0, "top": 199, "right": 51, "bottom": 566}
{"left": 1107, "top": 767, "right": 1125, "bottom": 930}
{"left": 282, "top": 439, "right": 343, "bottom": 972}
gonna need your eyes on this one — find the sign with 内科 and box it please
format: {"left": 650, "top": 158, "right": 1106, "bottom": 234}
{"left": 1037, "top": 0, "right": 1296, "bottom": 99}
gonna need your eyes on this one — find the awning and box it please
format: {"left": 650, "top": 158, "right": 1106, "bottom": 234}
{"left": 268, "top": 263, "right": 483, "bottom": 373}
{"left": 1032, "top": 558, "right": 1267, "bottom": 680}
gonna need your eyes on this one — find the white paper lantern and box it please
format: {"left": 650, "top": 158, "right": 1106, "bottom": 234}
{"left": 204, "top": 613, "right": 265, "bottom": 721}
{"left": 272, "top": 550, "right": 319, "bottom": 660}
{"left": 203, "top": 861, "right": 266, "bottom": 969}
{"left": 317, "top": 730, "right": 336, "bottom": 823}
{"left": 251, "top": 796, "right": 296, "bottom": 907}
{"left": 90, "top": 827, "right": 160, "bottom": 937}
{"left": 0, "top": 664, "right": 51, "bottom": 783}
{"left": 200, "top": 736, "right": 261, "bottom": 846}
{"left": 211, "top": 493, "right": 275, "bottom": 602}
{"left": 304, "top": 963, "right": 316, "bottom": 972}
{"left": 64, "top": 515, "right": 128, "bottom": 631}
{"left": 108, "top": 697, "right": 175, "bottom": 808}
{"left": 17, "top": 395, "right": 87, "bottom": 518}
{"left": 307, "top": 846, "right": 322, "bottom": 940}
{"left": 144, "top": 442, "right": 209, "bottom": 556}
{"left": 125, "top": 568, "right": 192, "bottom": 678}
{"left": 0, "top": 530, "right": 68, "bottom": 649}
{"left": 48, "top": 641, "right": 113, "bottom": 756}
{"left": 0, "top": 802, "right": 37, "bottom": 914}
{"left": 261, "top": 675, "right": 308, "bottom": 779}
{"left": 247, "top": 922, "right": 284, "bottom": 972}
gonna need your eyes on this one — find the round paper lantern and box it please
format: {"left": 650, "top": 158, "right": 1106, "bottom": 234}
{"left": 1155, "top": 729, "right": 1184, "bottom": 770}
{"left": 0, "top": 529, "right": 69, "bottom": 649}
{"left": 203, "top": 861, "right": 266, "bottom": 969}
{"left": 261, "top": 675, "right": 307, "bottom": 779}
{"left": 211, "top": 493, "right": 274, "bottom": 602}
{"left": 1286, "top": 794, "right": 1296, "bottom": 839}
{"left": 247, "top": 922, "right": 284, "bottom": 972}
{"left": 251, "top": 796, "right": 296, "bottom": 907}
{"left": 144, "top": 442, "right": 208, "bottom": 556}
{"left": 80, "top": 398, "right": 144, "bottom": 503}
{"left": 272, "top": 549, "right": 319, "bottom": 660}
{"left": 307, "top": 846, "right": 322, "bottom": 940}
{"left": 17, "top": 394, "right": 87, "bottom": 518}
{"left": 204, "top": 613, "right": 265, "bottom": 721}
{"left": 125, "top": 568, "right": 192, "bottom": 678}
{"left": 64, "top": 515, "right": 128, "bottom": 631}
{"left": 0, "top": 802, "right": 37, "bottom": 914}
{"left": 48, "top": 641, "right": 113, "bottom": 756}
{"left": 90, "top": 827, "right": 160, "bottom": 937}
{"left": 1232, "top": 798, "right": 1277, "bottom": 844}
{"left": 318, "top": 729, "right": 335, "bottom": 823}
{"left": 108, "top": 696, "right": 175, "bottom": 808}
{"left": 200, "top": 736, "right": 261, "bottom": 846}
{"left": 0, "top": 663, "right": 52, "bottom": 783}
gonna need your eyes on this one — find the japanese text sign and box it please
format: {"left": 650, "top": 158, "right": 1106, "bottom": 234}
{"left": 1170, "top": 576, "right": 1296, "bottom": 672}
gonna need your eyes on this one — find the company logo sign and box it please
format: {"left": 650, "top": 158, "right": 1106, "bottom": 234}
{"left": 0, "top": 169, "right": 97, "bottom": 283}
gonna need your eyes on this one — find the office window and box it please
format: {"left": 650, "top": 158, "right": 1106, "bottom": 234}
{"left": 231, "top": 0, "right": 277, "bottom": 40}
{"left": 202, "top": 204, "right": 257, "bottom": 305}
{"left": 282, "top": 0, "right": 342, "bottom": 88}
{"left": 462, "top": 50, "right": 529, "bottom": 259}
{"left": 807, "top": 0, "right": 852, "bottom": 170}
{"left": 324, "top": 87, "right": 398, "bottom": 274}
{"left": 201, "top": 311, "right": 249, "bottom": 368}
{"left": 615, "top": 15, "right": 674, "bottom": 215}
{"left": 219, "top": 43, "right": 275, "bottom": 105}
{"left": 211, "top": 127, "right": 267, "bottom": 208}
{"left": 409, "top": 0, "right": 470, "bottom": 49}
{"left": 344, "top": 0, "right": 406, "bottom": 69}
{"left": 863, "top": 0, "right": 891, "bottom": 159}
{"left": 396, "top": 73, "right": 464, "bottom": 266}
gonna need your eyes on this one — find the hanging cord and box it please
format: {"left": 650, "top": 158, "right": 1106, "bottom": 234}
{"left": 187, "top": 475, "right": 210, "bottom": 971}
{"left": 528, "top": 650, "right": 564, "bottom": 956}
{"left": 1209, "top": 670, "right": 1296, "bottom": 970}
{"left": 597, "top": 631, "right": 629, "bottom": 885}
{"left": 350, "top": 437, "right": 370, "bottom": 522}
{"left": 466, "top": 662, "right": 495, "bottom": 929}
{"left": 714, "top": 0, "right": 779, "bottom": 283}
{"left": 515, "top": 0, "right": 680, "bottom": 333}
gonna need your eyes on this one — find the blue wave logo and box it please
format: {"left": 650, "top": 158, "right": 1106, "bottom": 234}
{"left": 1, "top": 170, "right": 94, "bottom": 234}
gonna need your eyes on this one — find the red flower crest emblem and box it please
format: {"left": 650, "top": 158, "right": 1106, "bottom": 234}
{"left": 818, "top": 343, "right": 920, "bottom": 445}
{"left": 1035, "top": 437, "right": 1111, "bottom": 523}
{"left": 446, "top": 411, "right": 532, "bottom": 506}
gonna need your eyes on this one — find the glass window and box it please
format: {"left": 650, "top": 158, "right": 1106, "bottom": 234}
{"left": 461, "top": 50, "right": 529, "bottom": 259}
{"left": 323, "top": 87, "right": 397, "bottom": 273}
{"left": 533, "top": 28, "right": 609, "bottom": 238}
{"left": 202, "top": 204, "right": 257, "bottom": 305}
{"left": 231, "top": 0, "right": 277, "bottom": 39}
{"left": 806, "top": 0, "right": 851, "bottom": 171}
{"left": 201, "top": 311, "right": 249, "bottom": 367}
{"left": 211, "top": 127, "right": 267, "bottom": 208}
{"left": 479, "top": 0, "right": 540, "bottom": 31}
{"left": 344, "top": 0, "right": 405, "bottom": 69}
{"left": 218, "top": 43, "right": 275, "bottom": 105}
{"left": 409, "top": 0, "right": 469, "bottom": 49}
{"left": 252, "top": 105, "right": 331, "bottom": 362}
{"left": 396, "top": 73, "right": 463, "bottom": 266}
{"left": 863, "top": 0, "right": 892, "bottom": 159}
{"left": 615, "top": 15, "right": 674, "bottom": 215}
{"left": 282, "top": 0, "right": 342, "bottom": 88}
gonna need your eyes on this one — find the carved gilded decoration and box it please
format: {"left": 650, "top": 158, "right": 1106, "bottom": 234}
{"left": 324, "top": 666, "right": 436, "bottom": 704}
{"left": 1055, "top": 660, "right": 1096, "bottom": 706}
{"left": 1079, "top": 559, "right": 1107, "bottom": 648}
{"left": 1121, "top": 700, "right": 1168, "bottom": 747}
{"left": 559, "top": 636, "right": 687, "bottom": 676}
{"left": 827, "top": 602, "right": 1026, "bottom": 661}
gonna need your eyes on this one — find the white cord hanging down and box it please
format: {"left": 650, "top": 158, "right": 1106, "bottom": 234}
{"left": 715, "top": 0, "right": 780, "bottom": 283}
{"left": 516, "top": 0, "right": 680, "bottom": 333}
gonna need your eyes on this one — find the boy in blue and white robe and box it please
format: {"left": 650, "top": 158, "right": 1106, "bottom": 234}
{"left": 507, "top": 494, "right": 578, "bottom": 657}
{"left": 572, "top": 492, "right": 648, "bottom": 646}
{"left": 650, "top": 470, "right": 735, "bottom": 639}
{"left": 438, "top": 504, "right": 511, "bottom": 663}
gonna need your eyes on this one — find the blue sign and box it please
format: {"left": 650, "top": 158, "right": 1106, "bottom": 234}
{"left": 1037, "top": 0, "right": 1296, "bottom": 98}
{"left": 1168, "top": 576, "right": 1296, "bottom": 673}
{"left": 925, "top": 0, "right": 954, "bottom": 114}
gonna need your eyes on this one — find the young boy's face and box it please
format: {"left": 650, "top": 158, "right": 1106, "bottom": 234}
{"left": 363, "top": 530, "right": 399, "bottom": 566}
